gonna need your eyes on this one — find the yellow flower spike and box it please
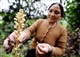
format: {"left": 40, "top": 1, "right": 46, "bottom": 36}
{"left": 22, "top": 24, "right": 25, "bottom": 26}
{"left": 19, "top": 9, "right": 23, "bottom": 13}
{"left": 14, "top": 30, "right": 18, "bottom": 34}
{"left": 14, "top": 21, "right": 18, "bottom": 25}
{"left": 14, "top": 18, "right": 17, "bottom": 21}
{"left": 15, "top": 35, "right": 18, "bottom": 38}
{"left": 13, "top": 9, "right": 25, "bottom": 57}
{"left": 21, "top": 16, "right": 25, "bottom": 18}
{"left": 23, "top": 18, "right": 25, "bottom": 22}
{"left": 20, "top": 32, "right": 22, "bottom": 34}
{"left": 11, "top": 43, "right": 15, "bottom": 46}
{"left": 17, "top": 44, "right": 21, "bottom": 48}
{"left": 16, "top": 13, "right": 18, "bottom": 16}
{"left": 18, "top": 53, "right": 20, "bottom": 56}
{"left": 14, "top": 26, "right": 17, "bottom": 29}
{"left": 21, "top": 26, "right": 25, "bottom": 28}
{"left": 19, "top": 17, "right": 22, "bottom": 20}
{"left": 19, "top": 21, "right": 23, "bottom": 24}
{"left": 14, "top": 25, "right": 18, "bottom": 28}
{"left": 16, "top": 15, "right": 19, "bottom": 19}
{"left": 14, "top": 48, "right": 18, "bottom": 51}
{"left": 18, "top": 12, "right": 22, "bottom": 16}
{"left": 23, "top": 14, "right": 26, "bottom": 16}
{"left": 18, "top": 29, "right": 22, "bottom": 32}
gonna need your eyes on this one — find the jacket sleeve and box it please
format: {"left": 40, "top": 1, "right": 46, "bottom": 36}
{"left": 23, "top": 19, "right": 43, "bottom": 39}
{"left": 51, "top": 28, "right": 67, "bottom": 56}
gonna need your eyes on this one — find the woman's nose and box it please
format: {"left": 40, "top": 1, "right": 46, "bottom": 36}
{"left": 51, "top": 12, "right": 55, "bottom": 16}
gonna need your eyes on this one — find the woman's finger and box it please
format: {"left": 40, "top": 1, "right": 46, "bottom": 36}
{"left": 18, "top": 34, "right": 25, "bottom": 42}
{"left": 3, "top": 38, "right": 13, "bottom": 54}
{"left": 5, "top": 45, "right": 13, "bottom": 54}
{"left": 37, "top": 43, "right": 51, "bottom": 53}
{"left": 36, "top": 45, "right": 44, "bottom": 54}
{"left": 18, "top": 32, "right": 27, "bottom": 42}
{"left": 38, "top": 45, "right": 47, "bottom": 53}
{"left": 8, "top": 32, "right": 16, "bottom": 43}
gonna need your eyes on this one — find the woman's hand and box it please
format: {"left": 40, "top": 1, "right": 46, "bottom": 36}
{"left": 3, "top": 32, "right": 16, "bottom": 54}
{"left": 36, "top": 43, "right": 52, "bottom": 55}
{"left": 3, "top": 38, "right": 13, "bottom": 54}
{"left": 3, "top": 31, "right": 28, "bottom": 54}
{"left": 8, "top": 31, "right": 28, "bottom": 43}
{"left": 18, "top": 32, "right": 28, "bottom": 42}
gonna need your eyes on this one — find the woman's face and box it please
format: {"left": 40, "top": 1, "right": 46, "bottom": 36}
{"left": 47, "top": 4, "right": 61, "bottom": 23}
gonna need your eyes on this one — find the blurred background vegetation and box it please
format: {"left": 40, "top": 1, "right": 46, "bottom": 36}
{"left": 0, "top": 0, "right": 80, "bottom": 57}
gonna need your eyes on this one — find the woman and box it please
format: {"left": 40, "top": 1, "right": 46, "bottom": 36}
{"left": 3, "top": 3, "right": 67, "bottom": 57}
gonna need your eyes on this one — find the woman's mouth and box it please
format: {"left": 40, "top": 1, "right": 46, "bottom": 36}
{"left": 50, "top": 18, "right": 55, "bottom": 20}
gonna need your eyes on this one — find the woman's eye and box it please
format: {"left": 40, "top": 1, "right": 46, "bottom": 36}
{"left": 54, "top": 11, "right": 60, "bottom": 14}
{"left": 49, "top": 9, "right": 60, "bottom": 14}
{"left": 49, "top": 9, "right": 53, "bottom": 12}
